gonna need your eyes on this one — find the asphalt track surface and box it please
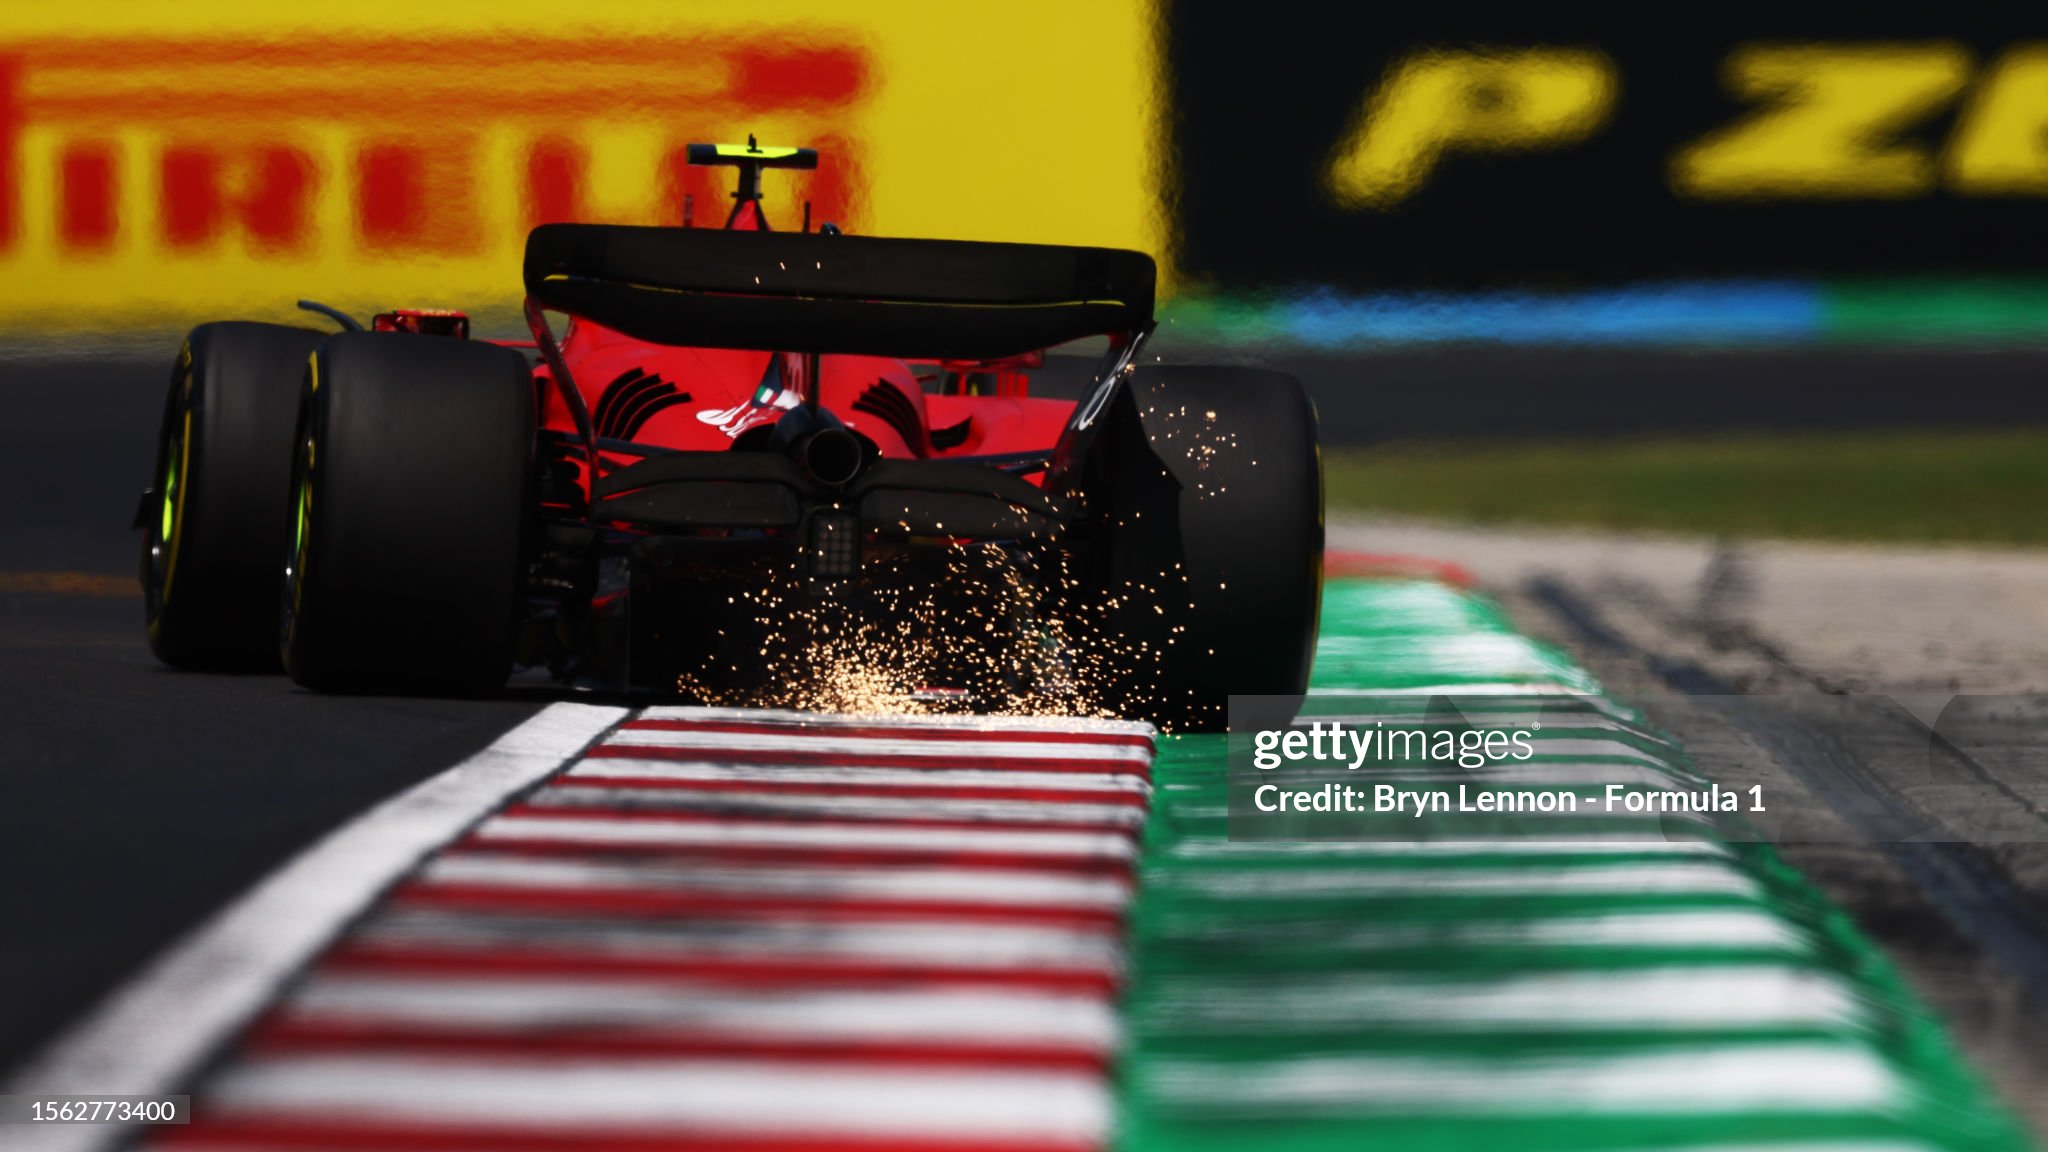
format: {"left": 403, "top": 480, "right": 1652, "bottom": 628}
{"left": 6, "top": 344, "right": 2045, "bottom": 1086}
{"left": 0, "top": 352, "right": 542, "bottom": 1075}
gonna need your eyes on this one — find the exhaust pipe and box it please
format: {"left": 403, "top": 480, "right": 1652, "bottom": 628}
{"left": 798, "top": 427, "right": 864, "bottom": 486}
{"left": 767, "top": 405, "right": 867, "bottom": 487}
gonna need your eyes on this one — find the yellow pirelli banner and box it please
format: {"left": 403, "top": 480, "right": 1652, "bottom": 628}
{"left": 0, "top": 1, "right": 1164, "bottom": 332}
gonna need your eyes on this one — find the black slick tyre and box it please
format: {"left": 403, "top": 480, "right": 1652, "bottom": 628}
{"left": 142, "top": 321, "right": 327, "bottom": 671}
{"left": 1068, "top": 364, "right": 1322, "bottom": 730}
{"left": 282, "top": 331, "right": 534, "bottom": 695}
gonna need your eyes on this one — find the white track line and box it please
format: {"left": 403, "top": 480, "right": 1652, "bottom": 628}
{"left": 1143, "top": 966, "right": 1864, "bottom": 1031}
{"left": 526, "top": 784, "right": 1150, "bottom": 827}
{"left": 1266, "top": 763, "right": 1693, "bottom": 788}
{"left": 1165, "top": 859, "right": 1763, "bottom": 899}
{"left": 564, "top": 758, "right": 1153, "bottom": 793}
{"left": 1308, "top": 684, "right": 1637, "bottom": 720}
{"left": 604, "top": 727, "right": 1152, "bottom": 763}
{"left": 473, "top": 812, "right": 1140, "bottom": 858}
{"left": 1148, "top": 1044, "right": 1898, "bottom": 1113}
{"left": 1303, "top": 709, "right": 1659, "bottom": 734}
{"left": 2, "top": 702, "right": 626, "bottom": 1152}
{"left": 280, "top": 973, "right": 1119, "bottom": 1045}
{"left": 418, "top": 852, "right": 1135, "bottom": 907}
{"left": 200, "top": 1054, "right": 1111, "bottom": 1142}
{"left": 636, "top": 704, "right": 1154, "bottom": 737}
{"left": 1164, "top": 837, "right": 1734, "bottom": 859}
{"left": 1181, "top": 908, "right": 1807, "bottom": 953}
{"left": 352, "top": 908, "right": 1130, "bottom": 972}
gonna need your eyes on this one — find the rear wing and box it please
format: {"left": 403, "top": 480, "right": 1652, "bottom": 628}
{"left": 523, "top": 224, "right": 1155, "bottom": 360}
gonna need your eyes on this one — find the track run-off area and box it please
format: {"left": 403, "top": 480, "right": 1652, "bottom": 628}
{"left": 5, "top": 573, "right": 2027, "bottom": 1152}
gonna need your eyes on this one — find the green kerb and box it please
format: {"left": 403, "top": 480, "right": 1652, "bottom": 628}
{"left": 1113, "top": 577, "right": 2028, "bottom": 1152}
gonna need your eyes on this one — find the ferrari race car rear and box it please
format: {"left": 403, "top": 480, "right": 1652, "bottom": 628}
{"left": 139, "top": 155, "right": 1322, "bottom": 730}
{"left": 505, "top": 222, "right": 1322, "bottom": 727}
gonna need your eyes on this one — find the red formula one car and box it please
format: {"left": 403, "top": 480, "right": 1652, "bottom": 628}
{"left": 139, "top": 141, "right": 1320, "bottom": 728}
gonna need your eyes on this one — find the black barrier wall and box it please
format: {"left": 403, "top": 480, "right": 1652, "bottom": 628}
{"left": 1166, "top": 3, "right": 2048, "bottom": 289}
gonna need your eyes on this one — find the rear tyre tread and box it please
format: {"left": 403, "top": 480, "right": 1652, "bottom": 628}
{"left": 282, "top": 331, "right": 535, "bottom": 696}
{"left": 142, "top": 321, "right": 327, "bottom": 672}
